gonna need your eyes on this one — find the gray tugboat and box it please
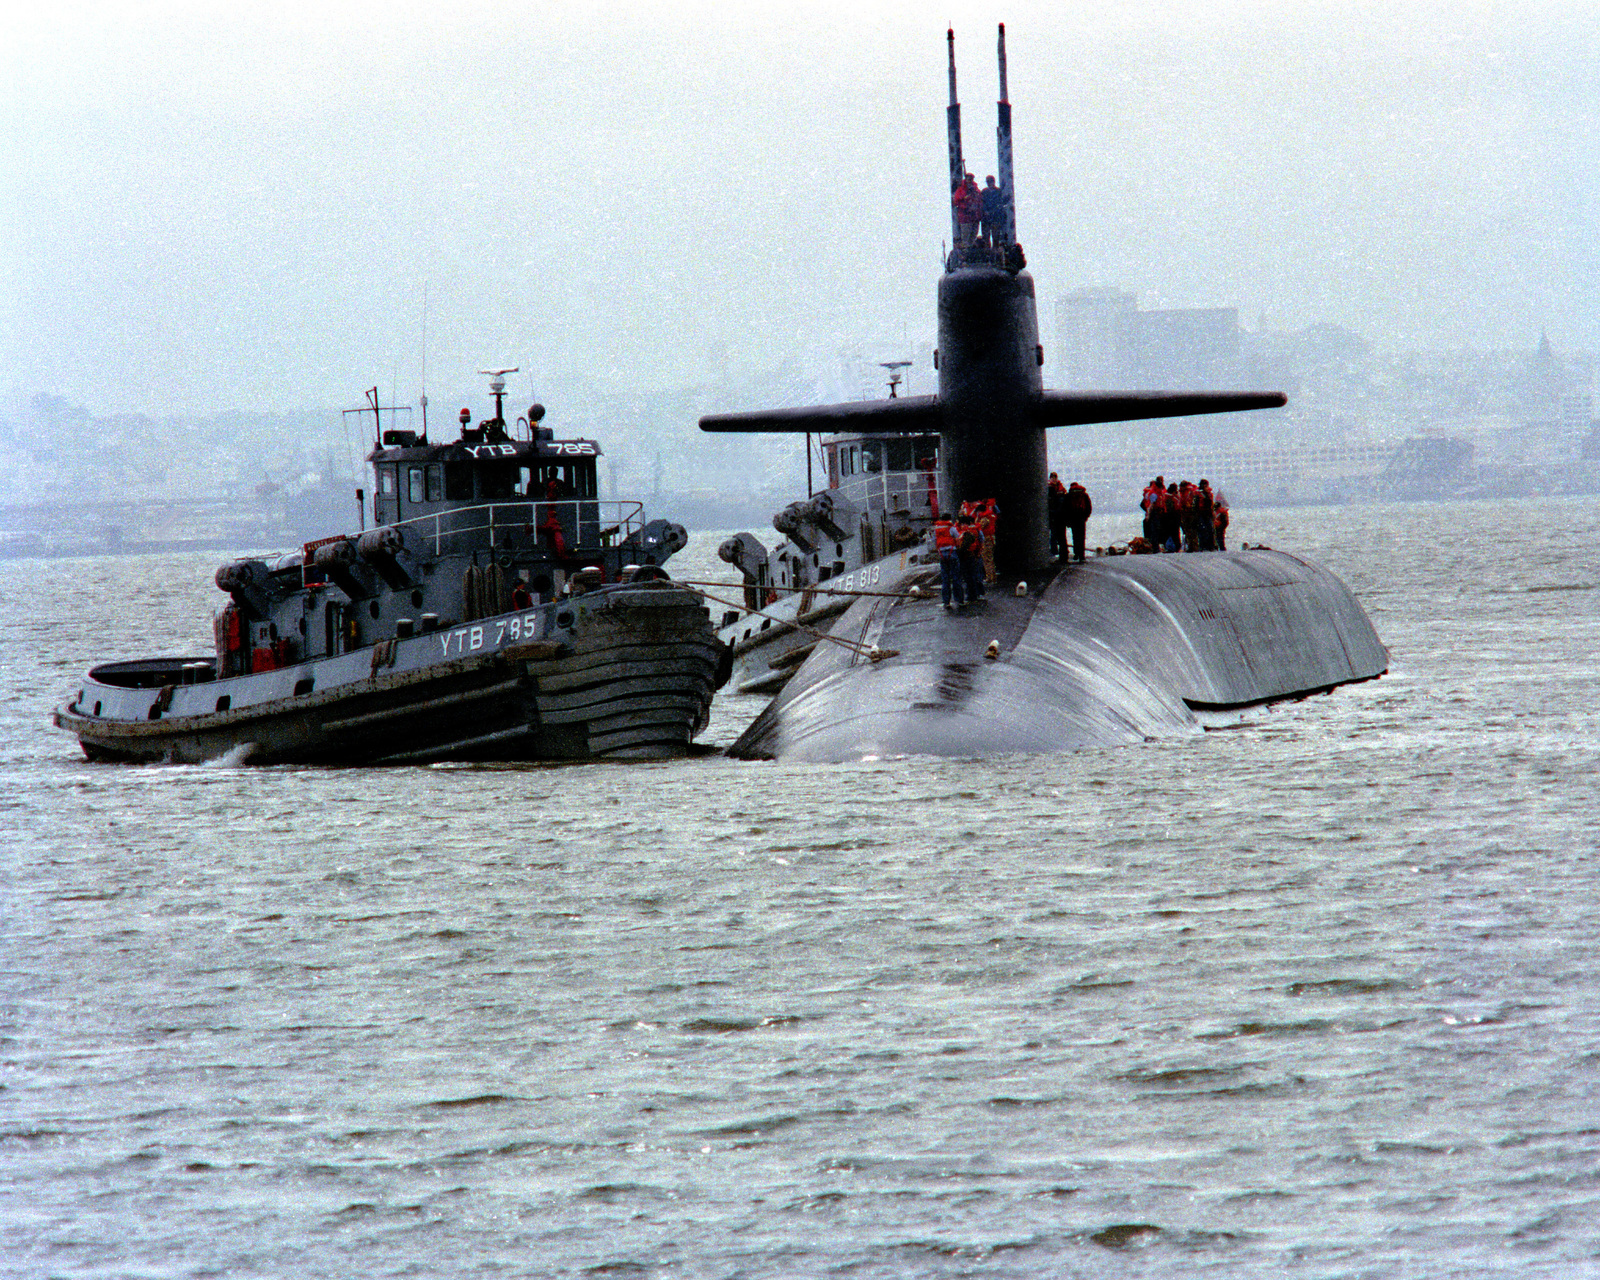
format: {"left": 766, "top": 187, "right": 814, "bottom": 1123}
{"left": 714, "top": 407, "right": 942, "bottom": 697}
{"left": 54, "top": 373, "right": 728, "bottom": 764}
{"left": 703, "top": 26, "right": 1386, "bottom": 762}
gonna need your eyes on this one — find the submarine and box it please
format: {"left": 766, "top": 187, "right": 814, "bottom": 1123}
{"left": 701, "top": 25, "right": 1387, "bottom": 763}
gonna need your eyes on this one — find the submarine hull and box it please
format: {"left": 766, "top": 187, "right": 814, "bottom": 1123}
{"left": 730, "top": 550, "right": 1388, "bottom": 762}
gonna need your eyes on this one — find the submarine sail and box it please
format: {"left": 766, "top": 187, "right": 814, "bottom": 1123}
{"left": 703, "top": 23, "right": 1285, "bottom": 576}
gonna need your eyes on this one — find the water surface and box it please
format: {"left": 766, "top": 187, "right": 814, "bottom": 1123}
{"left": 3, "top": 497, "right": 1598, "bottom": 1276}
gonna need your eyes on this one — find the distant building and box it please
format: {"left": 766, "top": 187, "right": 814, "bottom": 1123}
{"left": 1055, "top": 289, "right": 1242, "bottom": 390}
{"left": 1504, "top": 333, "right": 1595, "bottom": 462}
{"left": 1054, "top": 288, "right": 1137, "bottom": 388}
{"left": 1514, "top": 332, "right": 1573, "bottom": 417}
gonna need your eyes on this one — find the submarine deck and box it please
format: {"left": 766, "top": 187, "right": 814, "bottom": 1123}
{"left": 731, "top": 549, "right": 1388, "bottom": 762}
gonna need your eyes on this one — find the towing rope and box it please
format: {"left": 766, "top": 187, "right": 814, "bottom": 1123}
{"left": 684, "top": 580, "right": 902, "bottom": 664}
{"left": 672, "top": 578, "right": 931, "bottom": 602}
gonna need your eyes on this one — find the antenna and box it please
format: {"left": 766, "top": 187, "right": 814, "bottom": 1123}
{"left": 996, "top": 23, "right": 1015, "bottom": 244}
{"left": 880, "top": 360, "right": 912, "bottom": 399}
{"left": 419, "top": 284, "right": 429, "bottom": 439}
{"left": 947, "top": 27, "right": 965, "bottom": 245}
{"left": 341, "top": 385, "right": 412, "bottom": 447}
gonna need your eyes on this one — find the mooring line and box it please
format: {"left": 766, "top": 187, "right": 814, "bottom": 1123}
{"left": 686, "top": 581, "right": 902, "bottom": 664}
{"left": 672, "top": 578, "right": 930, "bottom": 602}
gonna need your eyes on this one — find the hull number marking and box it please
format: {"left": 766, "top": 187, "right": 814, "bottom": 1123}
{"left": 438, "top": 611, "right": 543, "bottom": 657}
{"left": 836, "top": 564, "right": 883, "bottom": 593}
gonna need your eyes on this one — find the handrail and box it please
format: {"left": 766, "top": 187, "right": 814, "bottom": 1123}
{"left": 386, "top": 499, "right": 646, "bottom": 558}
{"left": 835, "top": 469, "right": 944, "bottom": 515}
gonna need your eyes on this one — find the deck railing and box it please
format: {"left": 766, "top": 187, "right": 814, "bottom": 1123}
{"left": 835, "top": 470, "right": 944, "bottom": 517}
{"left": 388, "top": 499, "right": 647, "bottom": 558}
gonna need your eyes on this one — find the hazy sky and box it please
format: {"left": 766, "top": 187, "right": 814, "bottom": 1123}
{"left": 3, "top": 0, "right": 1596, "bottom": 416}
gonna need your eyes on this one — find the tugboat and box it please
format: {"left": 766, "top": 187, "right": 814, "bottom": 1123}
{"left": 54, "top": 373, "right": 728, "bottom": 764}
{"left": 701, "top": 25, "right": 1386, "bottom": 762}
{"left": 714, "top": 386, "right": 943, "bottom": 696}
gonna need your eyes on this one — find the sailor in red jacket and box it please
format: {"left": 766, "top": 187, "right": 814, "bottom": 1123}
{"left": 934, "top": 514, "right": 964, "bottom": 608}
{"left": 1180, "top": 480, "right": 1206, "bottom": 552}
{"left": 976, "top": 499, "right": 998, "bottom": 584}
{"left": 1194, "top": 479, "right": 1216, "bottom": 551}
{"left": 953, "top": 173, "right": 982, "bottom": 246}
{"left": 1141, "top": 475, "right": 1165, "bottom": 546}
{"left": 1063, "top": 482, "right": 1092, "bottom": 563}
{"left": 1155, "top": 484, "right": 1180, "bottom": 552}
{"left": 956, "top": 514, "right": 986, "bottom": 602}
{"left": 1049, "top": 473, "right": 1070, "bottom": 559}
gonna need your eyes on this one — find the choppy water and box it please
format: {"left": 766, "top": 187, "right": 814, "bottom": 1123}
{"left": 3, "top": 497, "right": 1598, "bottom": 1278}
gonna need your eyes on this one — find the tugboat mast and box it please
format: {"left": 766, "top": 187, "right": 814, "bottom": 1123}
{"left": 342, "top": 386, "right": 412, "bottom": 447}
{"left": 479, "top": 367, "right": 518, "bottom": 443}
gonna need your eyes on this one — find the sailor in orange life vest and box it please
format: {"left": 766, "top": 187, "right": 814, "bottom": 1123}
{"left": 539, "top": 511, "right": 567, "bottom": 558}
{"left": 977, "top": 499, "right": 998, "bottom": 585}
{"left": 1049, "top": 473, "right": 1070, "bottom": 559}
{"left": 952, "top": 172, "right": 982, "bottom": 247}
{"left": 961, "top": 498, "right": 998, "bottom": 585}
{"left": 933, "top": 514, "right": 965, "bottom": 608}
{"left": 956, "top": 513, "right": 986, "bottom": 602}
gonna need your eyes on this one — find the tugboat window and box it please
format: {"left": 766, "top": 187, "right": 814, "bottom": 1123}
{"left": 531, "top": 462, "right": 598, "bottom": 501}
{"left": 379, "top": 467, "right": 396, "bottom": 495}
{"left": 482, "top": 465, "right": 515, "bottom": 500}
{"left": 426, "top": 465, "right": 444, "bottom": 502}
{"left": 408, "top": 468, "right": 425, "bottom": 503}
{"left": 887, "top": 439, "right": 914, "bottom": 471}
{"left": 861, "top": 441, "right": 884, "bottom": 473}
{"left": 444, "top": 462, "right": 472, "bottom": 501}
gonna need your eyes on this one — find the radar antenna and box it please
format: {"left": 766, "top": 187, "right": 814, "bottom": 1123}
{"left": 478, "top": 367, "right": 519, "bottom": 442}
{"left": 880, "top": 360, "right": 912, "bottom": 399}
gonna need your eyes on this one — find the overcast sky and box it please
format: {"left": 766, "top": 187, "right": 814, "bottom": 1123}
{"left": 3, "top": 0, "right": 1595, "bottom": 417}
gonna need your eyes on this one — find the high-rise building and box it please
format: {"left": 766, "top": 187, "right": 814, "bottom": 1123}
{"left": 1055, "top": 289, "right": 1242, "bottom": 390}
